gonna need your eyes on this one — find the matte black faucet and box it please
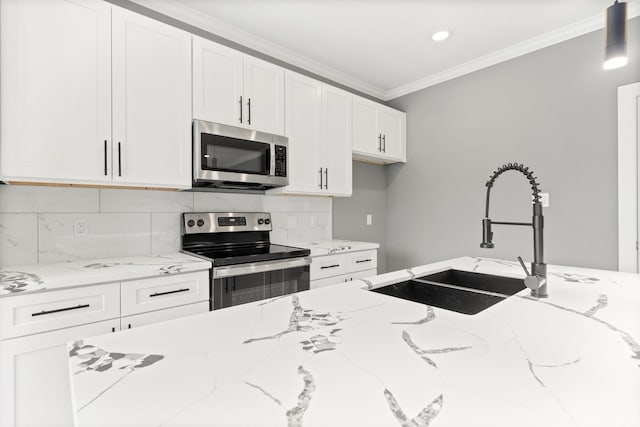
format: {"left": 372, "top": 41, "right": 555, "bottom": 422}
{"left": 481, "top": 163, "right": 548, "bottom": 297}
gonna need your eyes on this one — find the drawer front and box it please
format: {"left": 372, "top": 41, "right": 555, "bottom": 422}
{"left": 310, "top": 254, "right": 346, "bottom": 280}
{"left": 310, "top": 274, "right": 348, "bottom": 290}
{"left": 121, "top": 271, "right": 209, "bottom": 316}
{"left": 120, "top": 301, "right": 209, "bottom": 330}
{"left": 346, "top": 250, "right": 377, "bottom": 273}
{"left": 0, "top": 284, "right": 120, "bottom": 340}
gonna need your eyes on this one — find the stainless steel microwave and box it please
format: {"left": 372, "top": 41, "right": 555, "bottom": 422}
{"left": 192, "top": 120, "right": 288, "bottom": 190}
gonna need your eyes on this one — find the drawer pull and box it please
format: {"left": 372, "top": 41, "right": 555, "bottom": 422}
{"left": 149, "top": 288, "right": 190, "bottom": 297}
{"left": 31, "top": 303, "right": 90, "bottom": 317}
{"left": 320, "top": 264, "right": 340, "bottom": 269}
{"left": 355, "top": 259, "right": 373, "bottom": 264}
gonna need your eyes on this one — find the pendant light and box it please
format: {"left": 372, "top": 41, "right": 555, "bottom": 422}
{"left": 603, "top": 1, "right": 628, "bottom": 70}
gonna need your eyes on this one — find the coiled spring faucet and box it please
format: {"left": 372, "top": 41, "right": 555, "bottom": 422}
{"left": 481, "top": 163, "right": 548, "bottom": 298}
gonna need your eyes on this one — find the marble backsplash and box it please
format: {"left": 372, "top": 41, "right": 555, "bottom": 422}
{"left": 0, "top": 186, "right": 331, "bottom": 267}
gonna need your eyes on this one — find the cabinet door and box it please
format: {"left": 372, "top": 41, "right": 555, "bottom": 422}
{"left": 112, "top": 7, "right": 191, "bottom": 188}
{"left": 322, "top": 84, "right": 352, "bottom": 197}
{"left": 0, "top": 319, "right": 119, "bottom": 427}
{"left": 193, "top": 36, "right": 244, "bottom": 127}
{"left": 243, "top": 56, "right": 285, "bottom": 135}
{"left": 379, "top": 106, "right": 406, "bottom": 162}
{"left": 120, "top": 301, "right": 208, "bottom": 330}
{"left": 352, "top": 96, "right": 379, "bottom": 156}
{"left": 0, "top": 0, "right": 111, "bottom": 184}
{"left": 281, "top": 71, "right": 323, "bottom": 194}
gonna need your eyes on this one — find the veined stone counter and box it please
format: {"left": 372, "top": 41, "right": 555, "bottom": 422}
{"left": 67, "top": 257, "right": 640, "bottom": 426}
{"left": 293, "top": 239, "right": 380, "bottom": 256}
{"left": 0, "top": 253, "right": 211, "bottom": 297}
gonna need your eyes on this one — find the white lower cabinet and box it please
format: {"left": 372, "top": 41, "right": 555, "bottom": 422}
{"left": 0, "top": 319, "right": 120, "bottom": 427}
{"left": 0, "top": 270, "right": 210, "bottom": 427}
{"left": 310, "top": 249, "right": 378, "bottom": 289}
{"left": 120, "top": 301, "right": 209, "bottom": 330}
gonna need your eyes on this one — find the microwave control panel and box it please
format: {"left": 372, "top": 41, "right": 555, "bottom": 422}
{"left": 274, "top": 145, "right": 287, "bottom": 177}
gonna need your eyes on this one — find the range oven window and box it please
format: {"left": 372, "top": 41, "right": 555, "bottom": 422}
{"left": 212, "top": 265, "right": 309, "bottom": 310}
{"left": 201, "top": 133, "right": 270, "bottom": 175}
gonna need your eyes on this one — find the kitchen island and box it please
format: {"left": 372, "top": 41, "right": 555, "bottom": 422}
{"left": 68, "top": 257, "right": 640, "bottom": 426}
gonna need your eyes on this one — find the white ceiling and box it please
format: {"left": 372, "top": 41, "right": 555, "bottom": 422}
{"left": 131, "top": 0, "right": 640, "bottom": 100}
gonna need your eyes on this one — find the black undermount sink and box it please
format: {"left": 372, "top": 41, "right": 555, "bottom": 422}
{"left": 371, "top": 269, "right": 526, "bottom": 315}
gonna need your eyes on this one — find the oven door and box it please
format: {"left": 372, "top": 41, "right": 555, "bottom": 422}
{"left": 211, "top": 257, "right": 311, "bottom": 310}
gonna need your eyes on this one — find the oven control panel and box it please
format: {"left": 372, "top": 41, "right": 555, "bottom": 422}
{"left": 183, "top": 212, "right": 272, "bottom": 234}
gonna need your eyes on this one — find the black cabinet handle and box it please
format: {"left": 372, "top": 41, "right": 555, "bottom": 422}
{"left": 149, "top": 288, "right": 190, "bottom": 297}
{"left": 324, "top": 168, "right": 328, "bottom": 189}
{"left": 32, "top": 304, "right": 90, "bottom": 317}
{"left": 319, "top": 168, "right": 323, "bottom": 189}
{"left": 239, "top": 96, "right": 243, "bottom": 123}
{"left": 378, "top": 134, "right": 382, "bottom": 152}
{"left": 320, "top": 264, "right": 340, "bottom": 269}
{"left": 104, "top": 140, "right": 108, "bottom": 176}
{"left": 355, "top": 259, "right": 372, "bottom": 264}
{"left": 118, "top": 142, "right": 122, "bottom": 177}
{"left": 247, "top": 98, "right": 251, "bottom": 125}
{"left": 382, "top": 134, "right": 386, "bottom": 153}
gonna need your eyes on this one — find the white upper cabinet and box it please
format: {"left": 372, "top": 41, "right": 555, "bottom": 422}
{"left": 243, "top": 56, "right": 285, "bottom": 135}
{"left": 281, "top": 71, "right": 323, "bottom": 194}
{"left": 193, "top": 36, "right": 244, "bottom": 127}
{"left": 352, "top": 95, "right": 406, "bottom": 164}
{"left": 192, "top": 37, "right": 285, "bottom": 136}
{"left": 0, "top": 1, "right": 192, "bottom": 189}
{"left": 111, "top": 7, "right": 191, "bottom": 188}
{"left": 270, "top": 71, "right": 351, "bottom": 197}
{"left": 322, "top": 85, "right": 352, "bottom": 197}
{"left": 0, "top": 0, "right": 112, "bottom": 184}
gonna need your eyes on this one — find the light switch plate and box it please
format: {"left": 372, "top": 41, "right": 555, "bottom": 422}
{"left": 532, "top": 193, "right": 550, "bottom": 208}
{"left": 539, "top": 193, "right": 549, "bottom": 207}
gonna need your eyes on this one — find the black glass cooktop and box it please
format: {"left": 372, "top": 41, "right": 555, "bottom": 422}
{"left": 185, "top": 244, "right": 310, "bottom": 267}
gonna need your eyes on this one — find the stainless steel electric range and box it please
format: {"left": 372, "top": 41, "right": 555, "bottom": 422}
{"left": 181, "top": 212, "right": 311, "bottom": 310}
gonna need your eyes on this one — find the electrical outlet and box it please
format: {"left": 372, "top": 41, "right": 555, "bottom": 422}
{"left": 286, "top": 215, "right": 298, "bottom": 229}
{"left": 366, "top": 214, "right": 373, "bottom": 226}
{"left": 74, "top": 219, "right": 88, "bottom": 237}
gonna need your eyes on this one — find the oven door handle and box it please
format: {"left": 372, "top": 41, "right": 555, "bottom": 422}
{"left": 213, "top": 257, "right": 312, "bottom": 279}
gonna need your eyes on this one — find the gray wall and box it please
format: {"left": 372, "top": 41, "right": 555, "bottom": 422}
{"left": 333, "top": 162, "right": 388, "bottom": 273}
{"left": 384, "top": 18, "right": 640, "bottom": 272}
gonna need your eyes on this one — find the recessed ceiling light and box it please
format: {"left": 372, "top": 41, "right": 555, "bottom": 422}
{"left": 432, "top": 30, "right": 450, "bottom": 42}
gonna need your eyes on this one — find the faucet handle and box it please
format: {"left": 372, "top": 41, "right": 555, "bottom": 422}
{"left": 517, "top": 256, "right": 546, "bottom": 291}
{"left": 517, "top": 256, "right": 531, "bottom": 275}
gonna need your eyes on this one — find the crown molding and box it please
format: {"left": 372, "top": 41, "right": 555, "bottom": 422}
{"left": 128, "top": 0, "right": 387, "bottom": 100}
{"left": 384, "top": 2, "right": 640, "bottom": 100}
{"left": 129, "top": 0, "right": 639, "bottom": 102}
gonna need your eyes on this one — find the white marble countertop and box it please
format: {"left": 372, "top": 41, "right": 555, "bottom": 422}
{"left": 68, "top": 257, "right": 640, "bottom": 426}
{"left": 293, "top": 239, "right": 380, "bottom": 256}
{"left": 0, "top": 253, "right": 211, "bottom": 297}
